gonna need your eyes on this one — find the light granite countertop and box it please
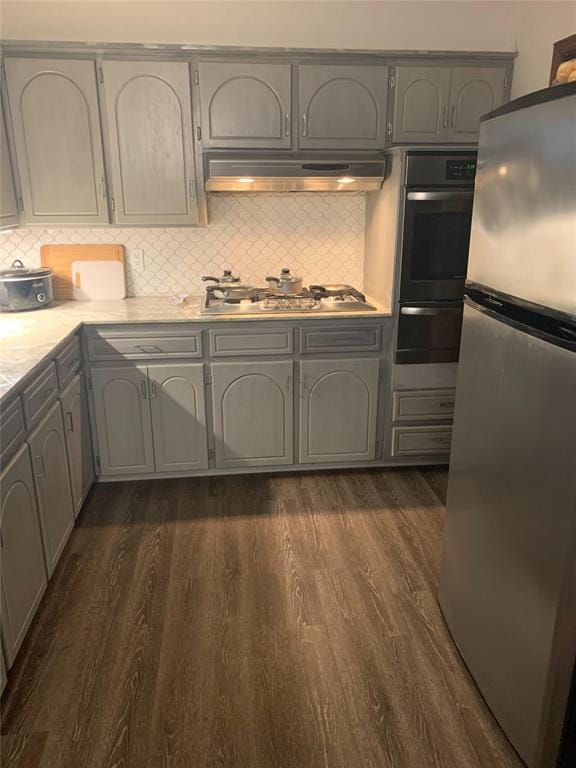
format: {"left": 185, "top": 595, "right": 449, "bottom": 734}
{"left": 0, "top": 296, "right": 391, "bottom": 403}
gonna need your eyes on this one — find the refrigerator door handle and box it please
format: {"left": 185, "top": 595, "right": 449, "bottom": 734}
{"left": 400, "top": 306, "right": 461, "bottom": 316}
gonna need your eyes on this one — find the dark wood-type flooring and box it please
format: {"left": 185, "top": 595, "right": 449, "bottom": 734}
{"left": 1, "top": 468, "right": 524, "bottom": 768}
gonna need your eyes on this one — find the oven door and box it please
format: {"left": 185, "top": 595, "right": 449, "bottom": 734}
{"left": 396, "top": 301, "right": 464, "bottom": 363}
{"left": 400, "top": 190, "right": 474, "bottom": 302}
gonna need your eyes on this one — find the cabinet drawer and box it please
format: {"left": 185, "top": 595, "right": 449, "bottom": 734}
{"left": 56, "top": 336, "right": 81, "bottom": 390}
{"left": 209, "top": 327, "right": 293, "bottom": 356}
{"left": 86, "top": 330, "right": 202, "bottom": 360}
{"left": 392, "top": 425, "right": 452, "bottom": 456}
{"left": 393, "top": 389, "right": 456, "bottom": 422}
{"left": 22, "top": 362, "right": 58, "bottom": 429}
{"left": 301, "top": 325, "right": 381, "bottom": 353}
{"left": 0, "top": 396, "right": 26, "bottom": 465}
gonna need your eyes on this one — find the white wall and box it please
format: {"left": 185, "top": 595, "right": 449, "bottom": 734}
{"left": 1, "top": 1, "right": 574, "bottom": 97}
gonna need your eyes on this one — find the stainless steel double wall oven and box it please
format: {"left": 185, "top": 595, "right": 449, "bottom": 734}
{"left": 396, "top": 151, "right": 477, "bottom": 363}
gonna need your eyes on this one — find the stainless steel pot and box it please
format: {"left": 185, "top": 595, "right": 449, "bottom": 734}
{"left": 0, "top": 259, "right": 54, "bottom": 312}
{"left": 266, "top": 268, "right": 303, "bottom": 294}
{"left": 202, "top": 269, "right": 259, "bottom": 300}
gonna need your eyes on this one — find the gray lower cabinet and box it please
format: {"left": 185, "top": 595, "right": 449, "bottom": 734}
{"left": 148, "top": 364, "right": 209, "bottom": 472}
{"left": 198, "top": 61, "right": 292, "bottom": 148}
{"left": 4, "top": 57, "right": 108, "bottom": 225}
{"left": 0, "top": 97, "right": 19, "bottom": 230}
{"left": 101, "top": 60, "right": 198, "bottom": 226}
{"left": 393, "top": 64, "right": 508, "bottom": 144}
{"left": 28, "top": 402, "right": 75, "bottom": 577}
{"left": 60, "top": 372, "right": 94, "bottom": 517}
{"left": 298, "top": 64, "right": 388, "bottom": 149}
{"left": 446, "top": 67, "right": 507, "bottom": 142}
{"left": 211, "top": 361, "right": 294, "bottom": 468}
{"left": 1, "top": 648, "right": 6, "bottom": 694}
{"left": 91, "top": 366, "right": 155, "bottom": 476}
{"left": 0, "top": 444, "right": 48, "bottom": 668}
{"left": 393, "top": 66, "right": 451, "bottom": 143}
{"left": 300, "top": 358, "right": 380, "bottom": 463}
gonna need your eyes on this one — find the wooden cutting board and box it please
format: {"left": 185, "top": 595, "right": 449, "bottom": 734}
{"left": 40, "top": 244, "right": 126, "bottom": 300}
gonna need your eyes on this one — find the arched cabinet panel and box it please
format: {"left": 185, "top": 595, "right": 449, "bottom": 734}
{"left": 0, "top": 445, "right": 47, "bottom": 668}
{"left": 4, "top": 57, "right": 108, "bottom": 224}
{"left": 198, "top": 62, "right": 292, "bottom": 148}
{"left": 447, "top": 67, "right": 507, "bottom": 142}
{"left": 0, "top": 98, "right": 19, "bottom": 229}
{"left": 298, "top": 64, "right": 388, "bottom": 149}
{"left": 102, "top": 61, "right": 197, "bottom": 225}
{"left": 148, "top": 364, "right": 209, "bottom": 472}
{"left": 211, "top": 361, "right": 294, "bottom": 467}
{"left": 91, "top": 366, "right": 155, "bottom": 476}
{"left": 300, "top": 359, "right": 380, "bottom": 463}
{"left": 393, "top": 66, "right": 451, "bottom": 143}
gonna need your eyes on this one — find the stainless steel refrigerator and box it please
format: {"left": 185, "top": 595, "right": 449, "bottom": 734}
{"left": 438, "top": 82, "right": 576, "bottom": 768}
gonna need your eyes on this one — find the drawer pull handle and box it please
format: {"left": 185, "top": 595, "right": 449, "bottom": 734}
{"left": 35, "top": 455, "right": 46, "bottom": 476}
{"left": 136, "top": 344, "right": 162, "bottom": 353}
{"left": 140, "top": 380, "right": 148, "bottom": 399}
{"left": 41, "top": 386, "right": 54, "bottom": 401}
{"left": 432, "top": 435, "right": 451, "bottom": 443}
{"left": 150, "top": 380, "right": 158, "bottom": 398}
{"left": 439, "top": 402, "right": 454, "bottom": 408}
{"left": 66, "top": 412, "right": 74, "bottom": 432}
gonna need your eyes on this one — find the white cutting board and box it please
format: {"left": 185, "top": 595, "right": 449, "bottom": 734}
{"left": 72, "top": 260, "right": 127, "bottom": 300}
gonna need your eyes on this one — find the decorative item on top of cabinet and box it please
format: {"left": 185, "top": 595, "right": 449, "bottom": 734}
{"left": 392, "top": 65, "right": 508, "bottom": 144}
{"left": 28, "top": 401, "right": 75, "bottom": 576}
{"left": 211, "top": 361, "right": 294, "bottom": 468}
{"left": 101, "top": 60, "right": 198, "bottom": 226}
{"left": 297, "top": 64, "right": 389, "bottom": 149}
{"left": 0, "top": 96, "right": 19, "bottom": 230}
{"left": 59, "top": 372, "right": 94, "bottom": 517}
{"left": 4, "top": 58, "right": 108, "bottom": 225}
{"left": 0, "top": 444, "right": 48, "bottom": 668}
{"left": 198, "top": 61, "right": 292, "bottom": 149}
{"left": 299, "top": 358, "right": 380, "bottom": 463}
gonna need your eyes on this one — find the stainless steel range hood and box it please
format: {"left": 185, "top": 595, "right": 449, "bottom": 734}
{"left": 204, "top": 153, "right": 387, "bottom": 192}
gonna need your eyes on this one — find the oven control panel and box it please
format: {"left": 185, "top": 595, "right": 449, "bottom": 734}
{"left": 445, "top": 159, "right": 477, "bottom": 180}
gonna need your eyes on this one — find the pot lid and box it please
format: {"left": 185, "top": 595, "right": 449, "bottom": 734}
{"left": 0, "top": 259, "right": 53, "bottom": 280}
{"left": 267, "top": 268, "right": 302, "bottom": 283}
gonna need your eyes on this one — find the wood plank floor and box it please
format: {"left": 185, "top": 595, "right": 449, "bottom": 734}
{"left": 1, "top": 468, "right": 524, "bottom": 768}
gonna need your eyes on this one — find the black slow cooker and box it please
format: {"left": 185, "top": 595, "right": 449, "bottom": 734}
{"left": 0, "top": 259, "right": 54, "bottom": 312}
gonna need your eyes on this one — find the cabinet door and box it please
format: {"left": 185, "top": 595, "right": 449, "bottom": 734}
{"left": 0, "top": 97, "right": 19, "bottom": 230}
{"left": 298, "top": 64, "right": 388, "bottom": 149}
{"left": 60, "top": 372, "right": 94, "bottom": 517}
{"left": 91, "top": 366, "right": 154, "bottom": 476}
{"left": 300, "top": 359, "right": 380, "bottom": 464}
{"left": 102, "top": 61, "right": 197, "bottom": 226}
{"left": 447, "top": 67, "right": 507, "bottom": 143}
{"left": 0, "top": 445, "right": 47, "bottom": 668}
{"left": 393, "top": 66, "right": 451, "bottom": 143}
{"left": 28, "top": 402, "right": 75, "bottom": 577}
{"left": 148, "top": 364, "right": 209, "bottom": 473}
{"left": 211, "top": 361, "right": 293, "bottom": 468}
{"left": 4, "top": 58, "right": 108, "bottom": 225}
{"left": 198, "top": 62, "right": 291, "bottom": 148}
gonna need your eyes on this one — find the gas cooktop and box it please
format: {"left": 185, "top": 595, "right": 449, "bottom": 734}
{"left": 200, "top": 285, "right": 377, "bottom": 315}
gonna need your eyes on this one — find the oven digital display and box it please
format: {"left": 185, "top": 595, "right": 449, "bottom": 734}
{"left": 445, "top": 160, "right": 477, "bottom": 180}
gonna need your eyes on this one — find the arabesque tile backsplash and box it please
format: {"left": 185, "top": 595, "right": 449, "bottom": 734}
{"left": 0, "top": 194, "right": 366, "bottom": 297}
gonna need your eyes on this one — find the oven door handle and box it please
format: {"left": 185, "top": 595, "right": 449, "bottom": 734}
{"left": 406, "top": 191, "right": 474, "bottom": 201}
{"left": 400, "top": 306, "right": 462, "bottom": 316}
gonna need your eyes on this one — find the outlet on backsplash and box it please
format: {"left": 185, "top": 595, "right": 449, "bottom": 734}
{"left": 130, "top": 248, "right": 145, "bottom": 271}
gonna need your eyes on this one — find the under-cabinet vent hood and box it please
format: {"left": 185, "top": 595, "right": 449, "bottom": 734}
{"left": 204, "top": 153, "right": 387, "bottom": 192}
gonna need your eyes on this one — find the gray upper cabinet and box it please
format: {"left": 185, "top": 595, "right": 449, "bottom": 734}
{"left": 393, "top": 66, "right": 451, "bottom": 144}
{"left": 0, "top": 97, "right": 19, "bottom": 230}
{"left": 298, "top": 64, "right": 388, "bottom": 149}
{"left": 393, "top": 64, "right": 508, "bottom": 144}
{"left": 446, "top": 67, "right": 507, "bottom": 142}
{"left": 4, "top": 57, "right": 108, "bottom": 225}
{"left": 0, "top": 444, "right": 47, "bottom": 668}
{"left": 102, "top": 60, "right": 198, "bottom": 226}
{"left": 300, "top": 358, "right": 380, "bottom": 464}
{"left": 91, "top": 366, "right": 155, "bottom": 476}
{"left": 198, "top": 61, "right": 292, "bottom": 148}
{"left": 211, "top": 361, "right": 294, "bottom": 468}
{"left": 148, "top": 364, "right": 209, "bottom": 473}
{"left": 60, "top": 372, "right": 94, "bottom": 517}
{"left": 28, "top": 402, "right": 75, "bottom": 577}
